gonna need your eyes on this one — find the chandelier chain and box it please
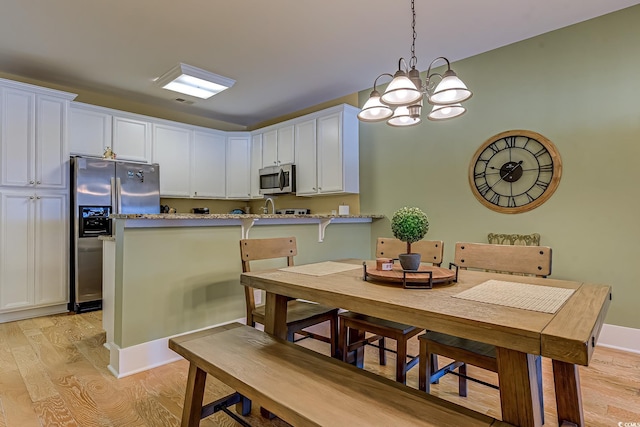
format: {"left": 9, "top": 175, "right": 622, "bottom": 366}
{"left": 410, "top": 0, "right": 417, "bottom": 69}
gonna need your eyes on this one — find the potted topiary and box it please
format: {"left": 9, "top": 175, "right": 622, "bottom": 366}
{"left": 391, "top": 206, "right": 430, "bottom": 271}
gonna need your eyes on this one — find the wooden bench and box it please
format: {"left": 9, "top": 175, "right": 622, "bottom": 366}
{"left": 169, "top": 323, "right": 513, "bottom": 427}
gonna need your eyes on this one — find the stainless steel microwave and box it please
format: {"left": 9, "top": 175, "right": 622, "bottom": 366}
{"left": 259, "top": 164, "right": 296, "bottom": 195}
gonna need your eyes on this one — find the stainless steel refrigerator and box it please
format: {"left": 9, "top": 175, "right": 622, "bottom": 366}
{"left": 70, "top": 156, "right": 160, "bottom": 313}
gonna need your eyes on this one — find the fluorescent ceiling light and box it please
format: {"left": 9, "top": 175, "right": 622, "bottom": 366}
{"left": 155, "top": 63, "right": 235, "bottom": 99}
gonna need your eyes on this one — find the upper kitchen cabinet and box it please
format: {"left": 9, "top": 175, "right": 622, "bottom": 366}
{"left": 261, "top": 124, "right": 294, "bottom": 167}
{"left": 226, "top": 135, "right": 251, "bottom": 199}
{"left": 152, "top": 123, "right": 227, "bottom": 199}
{"left": 0, "top": 80, "right": 76, "bottom": 189}
{"left": 112, "top": 113, "right": 151, "bottom": 163}
{"left": 192, "top": 130, "right": 226, "bottom": 199}
{"left": 152, "top": 122, "right": 192, "bottom": 197}
{"left": 293, "top": 118, "right": 317, "bottom": 195}
{"left": 69, "top": 102, "right": 112, "bottom": 157}
{"left": 295, "top": 104, "right": 360, "bottom": 196}
{"left": 249, "top": 134, "right": 262, "bottom": 199}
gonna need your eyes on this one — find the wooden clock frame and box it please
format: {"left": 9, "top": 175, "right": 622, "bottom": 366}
{"left": 468, "top": 129, "right": 562, "bottom": 214}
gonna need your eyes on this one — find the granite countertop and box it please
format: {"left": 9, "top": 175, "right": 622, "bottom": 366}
{"left": 110, "top": 213, "right": 385, "bottom": 220}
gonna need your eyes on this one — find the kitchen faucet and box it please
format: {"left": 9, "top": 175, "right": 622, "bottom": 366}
{"left": 263, "top": 197, "right": 275, "bottom": 214}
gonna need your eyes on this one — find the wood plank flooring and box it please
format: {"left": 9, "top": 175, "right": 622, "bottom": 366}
{"left": 0, "top": 312, "right": 638, "bottom": 426}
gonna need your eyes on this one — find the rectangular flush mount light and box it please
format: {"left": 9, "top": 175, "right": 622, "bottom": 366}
{"left": 155, "top": 63, "right": 235, "bottom": 99}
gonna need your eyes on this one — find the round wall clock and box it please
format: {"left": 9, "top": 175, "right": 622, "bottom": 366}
{"left": 469, "top": 130, "right": 562, "bottom": 214}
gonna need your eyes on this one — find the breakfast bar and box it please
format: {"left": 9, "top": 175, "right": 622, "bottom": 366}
{"left": 101, "top": 213, "right": 381, "bottom": 378}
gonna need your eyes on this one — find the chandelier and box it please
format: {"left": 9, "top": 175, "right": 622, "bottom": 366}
{"left": 357, "top": 0, "right": 472, "bottom": 127}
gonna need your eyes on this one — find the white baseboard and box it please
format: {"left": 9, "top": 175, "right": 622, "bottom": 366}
{"left": 0, "top": 303, "right": 68, "bottom": 323}
{"left": 107, "top": 317, "right": 245, "bottom": 378}
{"left": 597, "top": 323, "right": 640, "bottom": 355}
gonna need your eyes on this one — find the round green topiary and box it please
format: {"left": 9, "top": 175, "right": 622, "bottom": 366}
{"left": 391, "top": 207, "right": 429, "bottom": 252}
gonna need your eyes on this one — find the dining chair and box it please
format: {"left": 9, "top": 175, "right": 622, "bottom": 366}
{"left": 418, "top": 242, "right": 552, "bottom": 421}
{"left": 338, "top": 238, "right": 444, "bottom": 384}
{"left": 239, "top": 237, "right": 339, "bottom": 357}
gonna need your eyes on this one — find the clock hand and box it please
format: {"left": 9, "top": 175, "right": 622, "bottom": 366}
{"left": 488, "top": 161, "right": 523, "bottom": 190}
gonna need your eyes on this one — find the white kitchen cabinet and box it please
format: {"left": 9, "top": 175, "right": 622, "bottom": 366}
{"left": 261, "top": 124, "right": 294, "bottom": 167}
{"left": 0, "top": 191, "right": 68, "bottom": 312}
{"left": 249, "top": 133, "right": 263, "bottom": 199}
{"left": 293, "top": 118, "right": 317, "bottom": 195}
{"left": 69, "top": 102, "right": 112, "bottom": 157}
{"left": 152, "top": 123, "right": 192, "bottom": 197}
{"left": 226, "top": 135, "right": 251, "bottom": 199}
{"left": 112, "top": 114, "right": 151, "bottom": 162}
{"left": 192, "top": 130, "right": 226, "bottom": 198}
{"left": 0, "top": 84, "right": 74, "bottom": 190}
{"left": 294, "top": 104, "right": 360, "bottom": 196}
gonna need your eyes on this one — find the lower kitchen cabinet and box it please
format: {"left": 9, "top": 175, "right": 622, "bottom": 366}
{"left": 0, "top": 190, "right": 68, "bottom": 314}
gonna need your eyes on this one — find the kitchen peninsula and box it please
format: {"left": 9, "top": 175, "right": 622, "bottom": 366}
{"left": 102, "top": 212, "right": 383, "bottom": 377}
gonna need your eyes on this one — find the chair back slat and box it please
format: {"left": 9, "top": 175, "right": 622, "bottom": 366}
{"left": 239, "top": 237, "right": 297, "bottom": 273}
{"left": 454, "top": 242, "right": 552, "bottom": 277}
{"left": 376, "top": 238, "right": 444, "bottom": 266}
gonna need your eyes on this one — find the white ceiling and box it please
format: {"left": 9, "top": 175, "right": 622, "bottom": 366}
{"left": 1, "top": 0, "right": 638, "bottom": 128}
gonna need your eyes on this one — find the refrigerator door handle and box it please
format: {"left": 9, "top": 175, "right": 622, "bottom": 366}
{"left": 115, "top": 177, "right": 122, "bottom": 214}
{"left": 110, "top": 177, "right": 117, "bottom": 213}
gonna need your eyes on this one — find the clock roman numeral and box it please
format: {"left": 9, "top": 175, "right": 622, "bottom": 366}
{"left": 535, "top": 179, "right": 549, "bottom": 190}
{"left": 533, "top": 147, "right": 548, "bottom": 158}
{"left": 525, "top": 192, "right": 535, "bottom": 203}
{"left": 489, "top": 192, "right": 501, "bottom": 205}
{"left": 507, "top": 196, "right": 517, "bottom": 207}
{"left": 474, "top": 171, "right": 486, "bottom": 179}
{"left": 539, "top": 164, "right": 553, "bottom": 173}
{"left": 488, "top": 143, "right": 500, "bottom": 154}
{"left": 476, "top": 181, "right": 490, "bottom": 196}
{"left": 504, "top": 136, "right": 517, "bottom": 148}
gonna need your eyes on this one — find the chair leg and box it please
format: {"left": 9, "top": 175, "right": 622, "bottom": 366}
{"left": 396, "top": 338, "right": 407, "bottom": 384}
{"left": 347, "top": 328, "right": 365, "bottom": 369}
{"left": 379, "top": 337, "right": 386, "bottom": 366}
{"left": 430, "top": 354, "right": 439, "bottom": 384}
{"left": 329, "top": 315, "right": 338, "bottom": 358}
{"left": 458, "top": 363, "right": 468, "bottom": 397}
{"left": 418, "top": 338, "right": 428, "bottom": 392}
{"left": 286, "top": 330, "right": 294, "bottom": 343}
{"left": 339, "top": 318, "right": 348, "bottom": 363}
{"left": 536, "top": 355, "right": 545, "bottom": 425}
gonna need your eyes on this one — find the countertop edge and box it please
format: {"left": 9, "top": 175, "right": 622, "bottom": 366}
{"left": 110, "top": 213, "right": 385, "bottom": 220}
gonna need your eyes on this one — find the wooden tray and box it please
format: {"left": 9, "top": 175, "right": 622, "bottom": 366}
{"left": 364, "top": 264, "right": 456, "bottom": 289}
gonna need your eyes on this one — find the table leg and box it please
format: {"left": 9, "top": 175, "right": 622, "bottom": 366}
{"left": 552, "top": 359, "right": 584, "bottom": 427}
{"left": 264, "top": 291, "right": 288, "bottom": 339}
{"left": 496, "top": 347, "right": 543, "bottom": 427}
{"left": 182, "top": 362, "right": 207, "bottom": 427}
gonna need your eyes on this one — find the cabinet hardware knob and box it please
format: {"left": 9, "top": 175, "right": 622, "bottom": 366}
{"left": 30, "top": 180, "right": 35, "bottom": 184}
{"left": 30, "top": 196, "right": 35, "bottom": 199}
{"left": 36, "top": 181, "right": 41, "bottom": 184}
{"left": 36, "top": 196, "right": 41, "bottom": 199}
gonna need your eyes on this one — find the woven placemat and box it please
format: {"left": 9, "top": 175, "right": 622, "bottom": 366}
{"left": 280, "top": 261, "right": 361, "bottom": 276}
{"left": 452, "top": 279, "right": 575, "bottom": 314}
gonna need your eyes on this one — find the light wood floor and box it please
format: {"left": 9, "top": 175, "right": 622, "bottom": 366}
{"left": 0, "top": 312, "right": 639, "bottom": 426}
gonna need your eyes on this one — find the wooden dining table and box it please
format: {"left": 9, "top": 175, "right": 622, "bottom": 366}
{"left": 240, "top": 259, "right": 611, "bottom": 427}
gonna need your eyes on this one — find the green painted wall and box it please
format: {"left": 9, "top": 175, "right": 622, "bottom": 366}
{"left": 114, "top": 222, "right": 372, "bottom": 348}
{"left": 359, "top": 6, "right": 640, "bottom": 329}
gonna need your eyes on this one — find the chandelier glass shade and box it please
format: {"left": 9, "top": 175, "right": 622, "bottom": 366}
{"left": 357, "top": 0, "right": 472, "bottom": 127}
